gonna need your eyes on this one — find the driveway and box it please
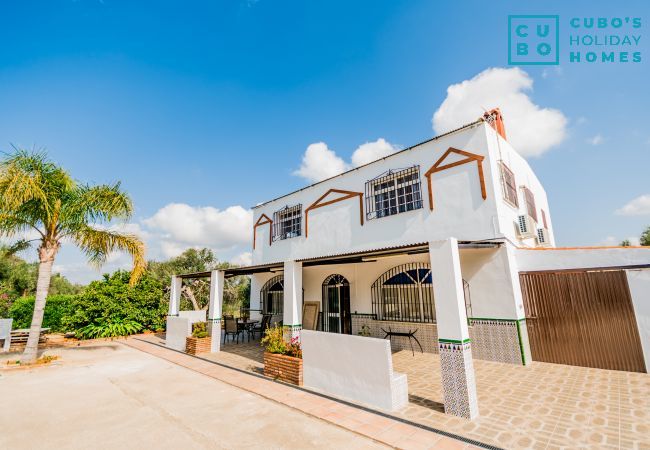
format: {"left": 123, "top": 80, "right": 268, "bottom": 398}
{"left": 0, "top": 343, "right": 388, "bottom": 450}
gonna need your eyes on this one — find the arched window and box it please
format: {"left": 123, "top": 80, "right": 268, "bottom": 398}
{"left": 321, "top": 274, "right": 351, "bottom": 334}
{"left": 371, "top": 263, "right": 471, "bottom": 323}
{"left": 260, "top": 275, "right": 284, "bottom": 315}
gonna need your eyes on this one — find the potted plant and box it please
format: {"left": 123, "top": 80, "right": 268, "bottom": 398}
{"left": 261, "top": 325, "right": 303, "bottom": 386}
{"left": 185, "top": 321, "right": 211, "bottom": 355}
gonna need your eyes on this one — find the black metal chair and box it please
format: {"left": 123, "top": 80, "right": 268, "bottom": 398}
{"left": 249, "top": 314, "right": 272, "bottom": 340}
{"left": 223, "top": 315, "right": 243, "bottom": 344}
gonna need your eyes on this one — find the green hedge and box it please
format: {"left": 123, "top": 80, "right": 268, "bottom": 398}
{"left": 62, "top": 271, "right": 167, "bottom": 337}
{"left": 9, "top": 295, "right": 75, "bottom": 332}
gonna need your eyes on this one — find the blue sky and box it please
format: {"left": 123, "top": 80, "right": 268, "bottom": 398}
{"left": 1, "top": 0, "right": 649, "bottom": 282}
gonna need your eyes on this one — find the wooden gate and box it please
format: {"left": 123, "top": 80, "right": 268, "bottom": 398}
{"left": 520, "top": 270, "right": 646, "bottom": 373}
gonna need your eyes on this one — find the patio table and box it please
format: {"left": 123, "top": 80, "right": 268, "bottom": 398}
{"left": 238, "top": 320, "right": 259, "bottom": 342}
{"left": 381, "top": 327, "right": 423, "bottom": 356}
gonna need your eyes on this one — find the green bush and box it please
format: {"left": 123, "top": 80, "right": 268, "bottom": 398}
{"left": 192, "top": 321, "right": 208, "bottom": 338}
{"left": 76, "top": 318, "right": 143, "bottom": 339}
{"left": 63, "top": 270, "right": 167, "bottom": 337}
{"left": 8, "top": 295, "right": 75, "bottom": 332}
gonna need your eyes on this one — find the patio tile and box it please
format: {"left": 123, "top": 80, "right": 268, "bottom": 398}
{"left": 127, "top": 335, "right": 650, "bottom": 450}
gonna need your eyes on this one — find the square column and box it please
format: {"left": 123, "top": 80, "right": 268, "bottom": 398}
{"left": 208, "top": 270, "right": 224, "bottom": 353}
{"left": 429, "top": 239, "right": 479, "bottom": 420}
{"left": 168, "top": 275, "right": 182, "bottom": 316}
{"left": 283, "top": 261, "right": 302, "bottom": 342}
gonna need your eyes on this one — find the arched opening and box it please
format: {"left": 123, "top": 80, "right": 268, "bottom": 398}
{"left": 371, "top": 263, "right": 471, "bottom": 323}
{"left": 321, "top": 274, "right": 351, "bottom": 334}
{"left": 260, "top": 275, "right": 284, "bottom": 316}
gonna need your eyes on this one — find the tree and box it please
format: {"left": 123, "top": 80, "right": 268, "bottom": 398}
{"left": 620, "top": 239, "right": 631, "bottom": 247}
{"left": 0, "top": 150, "right": 146, "bottom": 363}
{"left": 641, "top": 226, "right": 650, "bottom": 246}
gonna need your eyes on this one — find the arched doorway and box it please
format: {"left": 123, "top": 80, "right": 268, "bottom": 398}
{"left": 371, "top": 263, "right": 471, "bottom": 323}
{"left": 260, "top": 275, "right": 284, "bottom": 316}
{"left": 322, "top": 274, "right": 351, "bottom": 334}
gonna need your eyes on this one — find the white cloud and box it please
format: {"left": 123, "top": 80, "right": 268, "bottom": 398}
{"left": 432, "top": 67, "right": 568, "bottom": 157}
{"left": 231, "top": 251, "right": 252, "bottom": 266}
{"left": 616, "top": 194, "right": 650, "bottom": 216}
{"left": 588, "top": 134, "right": 604, "bottom": 145}
{"left": 293, "top": 138, "right": 398, "bottom": 183}
{"left": 293, "top": 142, "right": 349, "bottom": 183}
{"left": 143, "top": 203, "right": 253, "bottom": 250}
{"left": 351, "top": 138, "right": 399, "bottom": 167}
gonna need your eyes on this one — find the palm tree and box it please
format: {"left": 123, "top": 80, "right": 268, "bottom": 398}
{"left": 0, "top": 149, "right": 146, "bottom": 364}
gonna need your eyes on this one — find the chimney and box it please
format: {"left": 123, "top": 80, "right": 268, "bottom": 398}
{"left": 482, "top": 108, "right": 507, "bottom": 140}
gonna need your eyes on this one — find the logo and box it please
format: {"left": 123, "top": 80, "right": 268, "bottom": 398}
{"left": 508, "top": 15, "right": 560, "bottom": 65}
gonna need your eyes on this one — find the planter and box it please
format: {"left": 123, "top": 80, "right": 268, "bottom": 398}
{"left": 264, "top": 352, "right": 303, "bottom": 386}
{"left": 185, "top": 336, "right": 212, "bottom": 355}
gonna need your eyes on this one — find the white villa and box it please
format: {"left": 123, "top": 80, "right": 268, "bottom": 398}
{"left": 167, "top": 110, "right": 650, "bottom": 419}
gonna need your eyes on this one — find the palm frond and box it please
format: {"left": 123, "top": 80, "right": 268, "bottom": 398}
{"left": 0, "top": 149, "right": 74, "bottom": 226}
{"left": 72, "top": 226, "right": 146, "bottom": 285}
{"left": 60, "top": 183, "right": 134, "bottom": 228}
{"left": 3, "top": 239, "right": 32, "bottom": 256}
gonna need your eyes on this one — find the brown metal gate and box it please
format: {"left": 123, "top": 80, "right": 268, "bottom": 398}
{"left": 520, "top": 270, "right": 646, "bottom": 373}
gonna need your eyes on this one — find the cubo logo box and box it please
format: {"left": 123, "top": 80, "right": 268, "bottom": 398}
{"left": 509, "top": 15, "right": 560, "bottom": 65}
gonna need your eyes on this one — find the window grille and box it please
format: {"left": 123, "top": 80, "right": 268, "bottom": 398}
{"left": 371, "top": 263, "right": 471, "bottom": 323}
{"left": 521, "top": 186, "right": 538, "bottom": 223}
{"left": 365, "top": 166, "right": 423, "bottom": 220}
{"left": 272, "top": 204, "right": 302, "bottom": 241}
{"left": 500, "top": 162, "right": 519, "bottom": 207}
{"left": 260, "top": 275, "right": 284, "bottom": 315}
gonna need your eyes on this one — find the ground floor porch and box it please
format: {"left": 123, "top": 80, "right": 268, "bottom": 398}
{"left": 143, "top": 332, "right": 650, "bottom": 449}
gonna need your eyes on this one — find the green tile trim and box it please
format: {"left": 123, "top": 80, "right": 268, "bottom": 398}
{"left": 468, "top": 317, "right": 525, "bottom": 323}
{"left": 438, "top": 338, "right": 471, "bottom": 344}
{"left": 282, "top": 324, "right": 302, "bottom": 329}
{"left": 516, "top": 319, "right": 526, "bottom": 365}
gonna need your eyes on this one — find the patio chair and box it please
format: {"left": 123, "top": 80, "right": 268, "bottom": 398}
{"left": 223, "top": 315, "right": 243, "bottom": 344}
{"left": 249, "top": 314, "right": 271, "bottom": 340}
{"left": 0, "top": 318, "right": 12, "bottom": 353}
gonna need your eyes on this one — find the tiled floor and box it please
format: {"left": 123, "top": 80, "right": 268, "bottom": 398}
{"left": 140, "top": 334, "right": 650, "bottom": 449}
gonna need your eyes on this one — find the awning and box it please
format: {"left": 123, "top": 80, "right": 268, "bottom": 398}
{"left": 175, "top": 239, "right": 503, "bottom": 279}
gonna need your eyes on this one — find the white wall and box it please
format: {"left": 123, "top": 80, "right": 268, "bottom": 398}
{"left": 515, "top": 247, "right": 650, "bottom": 272}
{"left": 253, "top": 123, "right": 500, "bottom": 265}
{"left": 251, "top": 248, "right": 522, "bottom": 323}
{"left": 460, "top": 244, "right": 524, "bottom": 320}
{"left": 626, "top": 269, "right": 650, "bottom": 369}
{"left": 251, "top": 121, "right": 556, "bottom": 265}
{"left": 485, "top": 126, "right": 554, "bottom": 247}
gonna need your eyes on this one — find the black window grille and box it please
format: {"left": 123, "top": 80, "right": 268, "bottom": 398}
{"left": 260, "top": 275, "right": 284, "bottom": 315}
{"left": 371, "top": 263, "right": 471, "bottom": 323}
{"left": 365, "top": 166, "right": 423, "bottom": 220}
{"left": 321, "top": 274, "right": 351, "bottom": 334}
{"left": 272, "top": 204, "right": 302, "bottom": 241}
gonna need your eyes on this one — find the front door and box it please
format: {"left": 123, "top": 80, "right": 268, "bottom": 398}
{"left": 322, "top": 274, "right": 351, "bottom": 334}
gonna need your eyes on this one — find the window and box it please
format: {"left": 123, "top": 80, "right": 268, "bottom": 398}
{"left": 365, "top": 166, "right": 423, "bottom": 220}
{"left": 522, "top": 186, "right": 538, "bottom": 223}
{"left": 500, "top": 162, "right": 519, "bottom": 207}
{"left": 272, "top": 204, "right": 301, "bottom": 241}
{"left": 371, "top": 263, "right": 471, "bottom": 323}
{"left": 541, "top": 209, "right": 548, "bottom": 229}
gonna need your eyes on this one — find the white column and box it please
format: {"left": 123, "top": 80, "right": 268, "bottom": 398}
{"left": 208, "top": 270, "right": 225, "bottom": 353}
{"left": 283, "top": 261, "right": 302, "bottom": 342}
{"left": 169, "top": 276, "right": 182, "bottom": 316}
{"left": 429, "top": 238, "right": 479, "bottom": 420}
{"left": 249, "top": 275, "right": 262, "bottom": 321}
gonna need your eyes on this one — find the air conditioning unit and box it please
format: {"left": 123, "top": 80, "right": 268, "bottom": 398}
{"left": 536, "top": 228, "right": 551, "bottom": 247}
{"left": 516, "top": 214, "right": 536, "bottom": 239}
